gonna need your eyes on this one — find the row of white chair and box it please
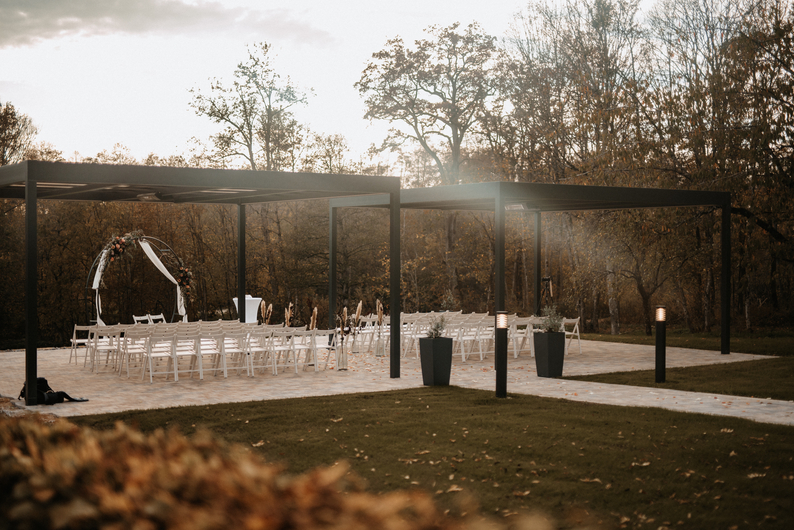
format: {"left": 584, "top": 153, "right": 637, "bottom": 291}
{"left": 70, "top": 321, "right": 340, "bottom": 383}
{"left": 508, "top": 316, "right": 581, "bottom": 358}
{"left": 68, "top": 313, "right": 581, "bottom": 377}
{"left": 357, "top": 311, "right": 581, "bottom": 360}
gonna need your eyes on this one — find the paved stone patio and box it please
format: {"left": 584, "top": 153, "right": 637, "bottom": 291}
{"left": 1, "top": 340, "right": 791, "bottom": 425}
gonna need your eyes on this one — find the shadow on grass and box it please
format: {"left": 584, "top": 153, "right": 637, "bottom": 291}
{"left": 582, "top": 328, "right": 794, "bottom": 357}
{"left": 73, "top": 386, "right": 794, "bottom": 529}
{"left": 566, "top": 357, "right": 794, "bottom": 402}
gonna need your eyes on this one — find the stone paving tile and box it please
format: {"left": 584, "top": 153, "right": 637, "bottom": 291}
{"left": 1, "top": 340, "right": 791, "bottom": 426}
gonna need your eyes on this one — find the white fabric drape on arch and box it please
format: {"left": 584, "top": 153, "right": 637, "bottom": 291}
{"left": 91, "top": 239, "right": 188, "bottom": 324}
{"left": 91, "top": 249, "right": 109, "bottom": 325}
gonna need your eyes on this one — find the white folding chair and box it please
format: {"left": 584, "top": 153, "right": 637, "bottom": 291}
{"left": 89, "top": 325, "right": 126, "bottom": 373}
{"left": 120, "top": 325, "right": 151, "bottom": 379}
{"left": 196, "top": 323, "right": 226, "bottom": 377}
{"left": 272, "top": 329, "right": 297, "bottom": 373}
{"left": 293, "top": 328, "right": 318, "bottom": 372}
{"left": 314, "top": 329, "right": 339, "bottom": 370}
{"left": 221, "top": 329, "right": 250, "bottom": 376}
{"left": 175, "top": 323, "right": 204, "bottom": 380}
{"left": 69, "top": 324, "right": 92, "bottom": 364}
{"left": 148, "top": 313, "right": 166, "bottom": 324}
{"left": 248, "top": 327, "right": 276, "bottom": 375}
{"left": 132, "top": 315, "right": 150, "bottom": 324}
{"left": 562, "top": 317, "right": 581, "bottom": 355}
{"left": 510, "top": 317, "right": 534, "bottom": 358}
{"left": 141, "top": 329, "right": 177, "bottom": 383}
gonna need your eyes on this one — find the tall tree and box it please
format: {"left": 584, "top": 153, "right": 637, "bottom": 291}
{"left": 357, "top": 22, "right": 498, "bottom": 185}
{"left": 190, "top": 42, "right": 309, "bottom": 171}
{"left": 0, "top": 101, "right": 36, "bottom": 166}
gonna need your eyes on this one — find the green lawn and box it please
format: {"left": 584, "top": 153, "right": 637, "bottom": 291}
{"left": 574, "top": 328, "right": 794, "bottom": 401}
{"left": 581, "top": 328, "right": 794, "bottom": 357}
{"left": 566, "top": 357, "right": 794, "bottom": 402}
{"left": 73, "top": 387, "right": 794, "bottom": 529}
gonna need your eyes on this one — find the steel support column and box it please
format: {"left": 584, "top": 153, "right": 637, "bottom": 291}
{"left": 495, "top": 194, "right": 506, "bottom": 312}
{"left": 237, "top": 203, "right": 246, "bottom": 323}
{"left": 721, "top": 204, "right": 731, "bottom": 355}
{"left": 25, "top": 179, "right": 38, "bottom": 405}
{"left": 495, "top": 194, "right": 507, "bottom": 397}
{"left": 534, "top": 211, "right": 541, "bottom": 315}
{"left": 389, "top": 191, "right": 401, "bottom": 378}
{"left": 329, "top": 205, "right": 338, "bottom": 330}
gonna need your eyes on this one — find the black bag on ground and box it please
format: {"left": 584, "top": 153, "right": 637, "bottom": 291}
{"left": 18, "top": 377, "right": 89, "bottom": 405}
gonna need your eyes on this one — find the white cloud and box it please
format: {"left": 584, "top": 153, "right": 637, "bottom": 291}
{"left": 0, "top": 0, "right": 333, "bottom": 48}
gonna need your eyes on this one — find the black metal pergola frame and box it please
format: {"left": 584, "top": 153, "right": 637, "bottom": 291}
{"left": 331, "top": 181, "right": 732, "bottom": 376}
{"left": 0, "top": 160, "right": 402, "bottom": 405}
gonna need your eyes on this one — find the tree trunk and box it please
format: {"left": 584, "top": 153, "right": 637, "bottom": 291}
{"left": 703, "top": 267, "right": 713, "bottom": 333}
{"left": 675, "top": 277, "right": 695, "bottom": 333}
{"left": 511, "top": 249, "right": 519, "bottom": 305}
{"left": 770, "top": 254, "right": 779, "bottom": 310}
{"left": 640, "top": 288, "right": 653, "bottom": 336}
{"left": 521, "top": 244, "right": 529, "bottom": 312}
{"left": 444, "top": 212, "right": 459, "bottom": 301}
{"left": 591, "top": 285, "right": 599, "bottom": 332}
{"left": 607, "top": 260, "right": 620, "bottom": 335}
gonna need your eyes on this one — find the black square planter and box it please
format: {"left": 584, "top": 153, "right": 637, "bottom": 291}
{"left": 419, "top": 337, "right": 453, "bottom": 386}
{"left": 533, "top": 332, "right": 565, "bottom": 377}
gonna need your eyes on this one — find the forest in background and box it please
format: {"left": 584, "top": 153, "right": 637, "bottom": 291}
{"left": 1, "top": 0, "right": 792, "bottom": 347}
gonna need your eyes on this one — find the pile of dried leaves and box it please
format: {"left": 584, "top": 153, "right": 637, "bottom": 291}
{"left": 0, "top": 414, "right": 551, "bottom": 530}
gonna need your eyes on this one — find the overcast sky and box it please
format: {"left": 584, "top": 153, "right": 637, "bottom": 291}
{"left": 0, "top": 0, "right": 532, "bottom": 163}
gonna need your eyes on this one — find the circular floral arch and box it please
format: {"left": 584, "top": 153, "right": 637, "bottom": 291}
{"left": 90, "top": 231, "right": 192, "bottom": 324}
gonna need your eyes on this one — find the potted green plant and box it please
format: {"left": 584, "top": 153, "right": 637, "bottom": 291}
{"left": 419, "top": 315, "right": 453, "bottom": 386}
{"left": 533, "top": 305, "right": 565, "bottom": 377}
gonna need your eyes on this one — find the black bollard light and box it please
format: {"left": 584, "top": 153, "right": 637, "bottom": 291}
{"left": 495, "top": 311, "right": 508, "bottom": 398}
{"left": 655, "top": 305, "right": 666, "bottom": 383}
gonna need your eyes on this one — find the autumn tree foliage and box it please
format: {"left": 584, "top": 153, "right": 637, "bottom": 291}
{"left": 0, "top": 101, "right": 37, "bottom": 166}
{"left": 0, "top": 414, "right": 493, "bottom": 530}
{"left": 189, "top": 42, "right": 310, "bottom": 171}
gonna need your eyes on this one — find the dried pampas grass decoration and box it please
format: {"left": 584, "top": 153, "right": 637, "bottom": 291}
{"left": 265, "top": 303, "right": 272, "bottom": 324}
{"left": 260, "top": 300, "right": 266, "bottom": 323}
{"left": 354, "top": 300, "right": 362, "bottom": 326}
{"left": 376, "top": 299, "right": 383, "bottom": 326}
{"left": 342, "top": 307, "right": 348, "bottom": 333}
{"left": 310, "top": 307, "right": 318, "bottom": 330}
{"left": 285, "top": 302, "right": 293, "bottom": 327}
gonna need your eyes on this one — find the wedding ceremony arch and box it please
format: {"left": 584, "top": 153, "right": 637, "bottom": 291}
{"left": 87, "top": 231, "right": 192, "bottom": 325}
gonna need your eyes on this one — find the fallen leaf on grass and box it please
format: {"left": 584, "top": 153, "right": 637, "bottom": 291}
{"left": 251, "top": 440, "right": 265, "bottom": 447}
{"left": 330, "top": 418, "right": 344, "bottom": 423}
{"left": 446, "top": 485, "right": 463, "bottom": 493}
{"left": 415, "top": 450, "right": 430, "bottom": 455}
{"left": 580, "top": 478, "right": 603, "bottom": 484}
{"left": 513, "top": 490, "right": 531, "bottom": 497}
{"left": 631, "top": 461, "right": 651, "bottom": 467}
{"left": 747, "top": 473, "right": 766, "bottom": 479}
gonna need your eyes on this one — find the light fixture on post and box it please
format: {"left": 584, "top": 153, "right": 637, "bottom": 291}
{"left": 495, "top": 311, "right": 508, "bottom": 398}
{"left": 655, "top": 305, "right": 666, "bottom": 383}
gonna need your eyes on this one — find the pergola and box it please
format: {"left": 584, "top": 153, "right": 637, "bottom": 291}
{"left": 330, "top": 181, "right": 732, "bottom": 371}
{"left": 0, "top": 161, "right": 402, "bottom": 405}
